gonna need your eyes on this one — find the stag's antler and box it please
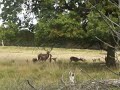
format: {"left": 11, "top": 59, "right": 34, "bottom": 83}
{"left": 42, "top": 46, "right": 53, "bottom": 53}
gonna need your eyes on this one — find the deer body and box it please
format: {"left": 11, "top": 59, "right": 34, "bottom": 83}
{"left": 37, "top": 47, "right": 54, "bottom": 62}
{"left": 38, "top": 51, "right": 51, "bottom": 61}
{"left": 32, "top": 58, "right": 38, "bottom": 63}
{"left": 70, "top": 56, "right": 85, "bottom": 62}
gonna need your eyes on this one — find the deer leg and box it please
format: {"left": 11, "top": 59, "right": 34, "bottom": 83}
{"left": 49, "top": 58, "right": 52, "bottom": 63}
{"left": 54, "top": 59, "right": 56, "bottom": 62}
{"left": 49, "top": 54, "right": 52, "bottom": 63}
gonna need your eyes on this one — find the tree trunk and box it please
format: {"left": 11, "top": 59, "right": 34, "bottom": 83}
{"left": 105, "top": 36, "right": 116, "bottom": 67}
{"left": 106, "top": 46, "right": 116, "bottom": 67}
{"left": 105, "top": 0, "right": 120, "bottom": 67}
{"left": 1, "top": 40, "right": 4, "bottom": 46}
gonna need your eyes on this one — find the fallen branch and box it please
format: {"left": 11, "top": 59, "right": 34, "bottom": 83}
{"left": 99, "top": 79, "right": 120, "bottom": 87}
{"left": 105, "top": 66, "right": 120, "bottom": 77}
{"left": 26, "top": 80, "right": 38, "bottom": 90}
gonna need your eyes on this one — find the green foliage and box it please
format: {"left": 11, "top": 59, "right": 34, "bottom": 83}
{"left": 0, "top": 22, "right": 34, "bottom": 46}
{"left": 87, "top": 10, "right": 109, "bottom": 41}
{"left": 16, "top": 30, "right": 34, "bottom": 46}
{"left": 0, "top": 22, "right": 18, "bottom": 45}
{"left": 34, "top": 12, "right": 86, "bottom": 46}
{"left": 49, "top": 13, "right": 81, "bottom": 38}
{"left": 0, "top": 0, "right": 120, "bottom": 48}
{"left": 1, "top": 0, "right": 23, "bottom": 23}
{"left": 34, "top": 20, "right": 51, "bottom": 45}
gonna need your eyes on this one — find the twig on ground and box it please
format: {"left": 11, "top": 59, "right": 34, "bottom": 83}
{"left": 26, "top": 80, "right": 38, "bottom": 90}
{"left": 80, "top": 69, "right": 95, "bottom": 80}
{"left": 105, "top": 66, "right": 120, "bottom": 77}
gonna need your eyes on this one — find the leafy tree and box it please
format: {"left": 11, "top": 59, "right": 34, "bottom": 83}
{"left": 16, "top": 30, "right": 34, "bottom": 46}
{"left": 0, "top": 0, "right": 23, "bottom": 25}
{"left": 0, "top": 0, "right": 36, "bottom": 31}
{"left": 0, "top": 21, "right": 19, "bottom": 45}
{"left": 55, "top": 0, "right": 120, "bottom": 67}
{"left": 1, "top": 0, "right": 120, "bottom": 67}
{"left": 88, "top": 0, "right": 120, "bottom": 67}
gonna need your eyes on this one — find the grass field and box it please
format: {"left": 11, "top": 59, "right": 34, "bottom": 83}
{"left": 0, "top": 46, "right": 120, "bottom": 90}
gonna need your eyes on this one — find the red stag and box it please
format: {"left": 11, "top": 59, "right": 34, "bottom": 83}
{"left": 38, "top": 47, "right": 53, "bottom": 62}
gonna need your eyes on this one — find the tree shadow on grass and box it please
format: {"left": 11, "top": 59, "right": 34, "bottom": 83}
{"left": 56, "top": 60, "right": 108, "bottom": 72}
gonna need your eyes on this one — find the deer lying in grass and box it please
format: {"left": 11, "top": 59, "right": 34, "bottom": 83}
{"left": 70, "top": 56, "right": 85, "bottom": 62}
{"left": 38, "top": 47, "right": 53, "bottom": 62}
{"left": 32, "top": 58, "right": 38, "bottom": 63}
{"left": 92, "top": 58, "right": 101, "bottom": 63}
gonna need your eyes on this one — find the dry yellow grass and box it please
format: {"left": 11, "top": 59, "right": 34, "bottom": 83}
{"left": 0, "top": 46, "right": 120, "bottom": 90}
{"left": 0, "top": 46, "right": 107, "bottom": 62}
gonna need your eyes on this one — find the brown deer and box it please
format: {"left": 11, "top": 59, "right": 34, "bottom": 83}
{"left": 92, "top": 58, "right": 101, "bottom": 63}
{"left": 32, "top": 58, "right": 38, "bottom": 63}
{"left": 38, "top": 47, "right": 53, "bottom": 62}
{"left": 70, "top": 56, "right": 85, "bottom": 62}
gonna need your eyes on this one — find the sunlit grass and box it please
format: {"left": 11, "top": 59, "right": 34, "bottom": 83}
{"left": 0, "top": 46, "right": 119, "bottom": 89}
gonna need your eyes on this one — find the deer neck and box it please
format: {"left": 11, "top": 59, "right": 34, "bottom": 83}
{"left": 46, "top": 52, "right": 50, "bottom": 57}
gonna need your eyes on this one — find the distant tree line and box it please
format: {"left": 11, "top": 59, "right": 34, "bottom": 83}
{"left": 0, "top": 19, "right": 106, "bottom": 49}
{"left": 0, "top": 23, "right": 34, "bottom": 46}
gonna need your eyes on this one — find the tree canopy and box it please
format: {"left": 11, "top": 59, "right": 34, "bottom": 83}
{"left": 0, "top": 0, "right": 119, "bottom": 46}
